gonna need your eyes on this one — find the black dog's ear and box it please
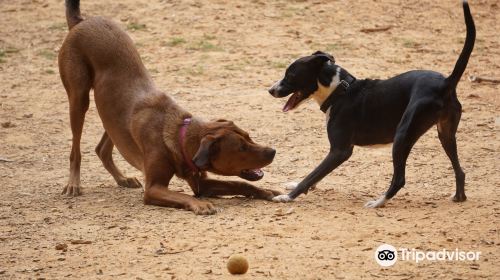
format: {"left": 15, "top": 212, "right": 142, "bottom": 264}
{"left": 312, "top": 51, "right": 335, "bottom": 63}
{"left": 192, "top": 135, "right": 217, "bottom": 170}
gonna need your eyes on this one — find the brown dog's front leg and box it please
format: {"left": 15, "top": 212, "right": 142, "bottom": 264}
{"left": 142, "top": 153, "right": 216, "bottom": 215}
{"left": 190, "top": 178, "right": 282, "bottom": 200}
{"left": 144, "top": 185, "right": 216, "bottom": 215}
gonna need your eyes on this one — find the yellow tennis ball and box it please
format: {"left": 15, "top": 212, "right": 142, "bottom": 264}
{"left": 227, "top": 254, "right": 249, "bottom": 275}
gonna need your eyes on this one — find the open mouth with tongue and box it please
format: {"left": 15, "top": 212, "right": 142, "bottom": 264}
{"left": 283, "top": 92, "right": 305, "bottom": 112}
{"left": 240, "top": 169, "right": 264, "bottom": 181}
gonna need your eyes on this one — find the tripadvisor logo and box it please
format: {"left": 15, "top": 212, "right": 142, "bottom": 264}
{"left": 374, "top": 244, "right": 481, "bottom": 267}
{"left": 375, "top": 244, "right": 397, "bottom": 267}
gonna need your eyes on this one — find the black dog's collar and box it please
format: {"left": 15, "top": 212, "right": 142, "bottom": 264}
{"left": 320, "top": 73, "right": 356, "bottom": 113}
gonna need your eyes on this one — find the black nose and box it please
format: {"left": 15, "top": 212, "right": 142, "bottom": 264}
{"left": 268, "top": 88, "right": 275, "bottom": 95}
{"left": 267, "top": 148, "right": 276, "bottom": 159}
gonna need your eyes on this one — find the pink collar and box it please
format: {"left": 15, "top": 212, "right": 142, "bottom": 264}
{"left": 179, "top": 118, "right": 199, "bottom": 173}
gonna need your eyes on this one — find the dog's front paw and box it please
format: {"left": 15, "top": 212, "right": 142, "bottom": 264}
{"left": 188, "top": 200, "right": 217, "bottom": 215}
{"left": 284, "top": 181, "right": 298, "bottom": 190}
{"left": 61, "top": 183, "right": 82, "bottom": 196}
{"left": 117, "top": 177, "right": 142, "bottom": 189}
{"left": 284, "top": 181, "right": 316, "bottom": 191}
{"left": 261, "top": 188, "right": 283, "bottom": 201}
{"left": 272, "top": 194, "right": 294, "bottom": 203}
{"left": 364, "top": 196, "right": 388, "bottom": 208}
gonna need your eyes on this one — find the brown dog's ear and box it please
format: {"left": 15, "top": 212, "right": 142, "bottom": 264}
{"left": 192, "top": 135, "right": 217, "bottom": 170}
{"left": 312, "top": 51, "right": 335, "bottom": 63}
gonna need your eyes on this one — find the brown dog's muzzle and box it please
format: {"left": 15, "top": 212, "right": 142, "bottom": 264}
{"left": 239, "top": 147, "right": 276, "bottom": 181}
{"left": 194, "top": 121, "right": 276, "bottom": 181}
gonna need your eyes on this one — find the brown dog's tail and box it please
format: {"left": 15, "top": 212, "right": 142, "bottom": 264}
{"left": 445, "top": 0, "right": 475, "bottom": 90}
{"left": 65, "top": 0, "right": 83, "bottom": 29}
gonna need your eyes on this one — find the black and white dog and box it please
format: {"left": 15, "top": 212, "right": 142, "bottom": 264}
{"left": 268, "top": 0, "right": 475, "bottom": 208}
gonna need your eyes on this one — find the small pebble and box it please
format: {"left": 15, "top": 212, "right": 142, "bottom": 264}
{"left": 55, "top": 243, "right": 67, "bottom": 251}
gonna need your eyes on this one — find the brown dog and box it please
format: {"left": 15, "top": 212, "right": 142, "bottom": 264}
{"left": 58, "top": 0, "right": 280, "bottom": 214}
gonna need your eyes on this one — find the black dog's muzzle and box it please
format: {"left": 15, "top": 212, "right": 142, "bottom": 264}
{"left": 268, "top": 80, "right": 293, "bottom": 98}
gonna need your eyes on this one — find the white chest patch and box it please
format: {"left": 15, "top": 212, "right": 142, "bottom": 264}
{"left": 311, "top": 66, "right": 341, "bottom": 108}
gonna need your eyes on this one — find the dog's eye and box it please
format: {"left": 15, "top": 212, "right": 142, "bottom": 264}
{"left": 283, "top": 76, "right": 294, "bottom": 87}
{"left": 239, "top": 144, "right": 248, "bottom": 152}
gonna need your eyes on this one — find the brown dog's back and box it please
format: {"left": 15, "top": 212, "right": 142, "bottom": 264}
{"left": 59, "top": 14, "right": 154, "bottom": 169}
{"left": 62, "top": 17, "right": 149, "bottom": 85}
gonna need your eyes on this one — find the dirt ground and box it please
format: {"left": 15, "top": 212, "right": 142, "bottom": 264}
{"left": 1, "top": 0, "right": 499, "bottom": 279}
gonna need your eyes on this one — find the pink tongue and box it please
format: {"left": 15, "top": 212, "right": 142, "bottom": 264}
{"left": 283, "top": 92, "right": 300, "bottom": 112}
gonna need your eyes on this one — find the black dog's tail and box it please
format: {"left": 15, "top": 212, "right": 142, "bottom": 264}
{"left": 445, "top": 0, "right": 475, "bottom": 90}
{"left": 65, "top": 0, "right": 83, "bottom": 30}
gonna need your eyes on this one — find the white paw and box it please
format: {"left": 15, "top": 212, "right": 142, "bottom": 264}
{"left": 284, "top": 181, "right": 316, "bottom": 191}
{"left": 284, "top": 181, "right": 299, "bottom": 190}
{"left": 364, "top": 196, "right": 388, "bottom": 208}
{"left": 272, "top": 194, "right": 293, "bottom": 203}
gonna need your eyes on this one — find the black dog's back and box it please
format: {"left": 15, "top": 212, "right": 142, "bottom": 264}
{"left": 333, "top": 70, "right": 446, "bottom": 146}
{"left": 328, "top": 0, "right": 475, "bottom": 148}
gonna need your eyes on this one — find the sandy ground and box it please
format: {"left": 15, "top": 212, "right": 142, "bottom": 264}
{"left": 1, "top": 0, "right": 499, "bottom": 279}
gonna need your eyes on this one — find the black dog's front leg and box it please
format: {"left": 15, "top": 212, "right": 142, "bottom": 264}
{"left": 273, "top": 148, "right": 353, "bottom": 202}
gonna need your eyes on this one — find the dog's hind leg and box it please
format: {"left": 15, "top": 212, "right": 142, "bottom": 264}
{"left": 95, "top": 132, "right": 142, "bottom": 189}
{"left": 365, "top": 99, "right": 440, "bottom": 208}
{"left": 59, "top": 52, "right": 92, "bottom": 196}
{"left": 437, "top": 97, "right": 466, "bottom": 202}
